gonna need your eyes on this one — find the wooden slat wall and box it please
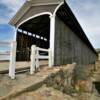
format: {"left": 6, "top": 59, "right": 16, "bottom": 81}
{"left": 54, "top": 16, "right": 97, "bottom": 66}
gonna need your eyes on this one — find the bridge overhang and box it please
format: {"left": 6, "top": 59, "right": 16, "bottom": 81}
{"left": 9, "top": 0, "right": 63, "bottom": 27}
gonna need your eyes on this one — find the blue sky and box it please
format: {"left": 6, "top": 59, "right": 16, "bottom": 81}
{"left": 0, "top": 0, "right": 25, "bottom": 41}
{"left": 0, "top": 0, "right": 100, "bottom": 50}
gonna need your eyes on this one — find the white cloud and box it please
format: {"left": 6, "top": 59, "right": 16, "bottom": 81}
{"left": 0, "top": 17, "right": 7, "bottom": 24}
{"left": 0, "top": 0, "right": 100, "bottom": 48}
{"left": 67, "top": 0, "right": 100, "bottom": 48}
{"left": 0, "top": 0, "right": 25, "bottom": 11}
{"left": 0, "top": 0, "right": 25, "bottom": 24}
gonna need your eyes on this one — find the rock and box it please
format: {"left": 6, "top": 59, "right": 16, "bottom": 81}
{"left": 74, "top": 79, "right": 93, "bottom": 92}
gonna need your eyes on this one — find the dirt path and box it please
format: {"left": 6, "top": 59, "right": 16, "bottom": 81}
{"left": 0, "top": 61, "right": 48, "bottom": 72}
{"left": 0, "top": 64, "right": 76, "bottom": 100}
{"left": 12, "top": 85, "right": 75, "bottom": 100}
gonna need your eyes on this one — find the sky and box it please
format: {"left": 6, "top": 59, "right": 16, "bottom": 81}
{"left": 67, "top": 0, "right": 100, "bottom": 49}
{"left": 0, "top": 0, "right": 100, "bottom": 52}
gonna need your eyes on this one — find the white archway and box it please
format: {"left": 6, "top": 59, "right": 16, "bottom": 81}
{"left": 15, "top": 11, "right": 53, "bottom": 63}
{"left": 53, "top": 2, "right": 64, "bottom": 16}
{"left": 17, "top": 12, "right": 52, "bottom": 28}
{"left": 14, "top": 12, "right": 52, "bottom": 45}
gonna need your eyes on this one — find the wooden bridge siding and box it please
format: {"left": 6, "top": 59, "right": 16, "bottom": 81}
{"left": 16, "top": 5, "right": 57, "bottom": 27}
{"left": 54, "top": 16, "right": 97, "bottom": 66}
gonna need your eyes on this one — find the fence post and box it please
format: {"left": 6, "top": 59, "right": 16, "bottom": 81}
{"left": 9, "top": 41, "right": 16, "bottom": 79}
{"left": 36, "top": 47, "right": 39, "bottom": 68}
{"left": 30, "top": 45, "right": 36, "bottom": 74}
{"left": 49, "top": 48, "right": 52, "bottom": 67}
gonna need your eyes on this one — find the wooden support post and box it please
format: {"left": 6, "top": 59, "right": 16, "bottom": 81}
{"left": 30, "top": 45, "right": 36, "bottom": 74}
{"left": 36, "top": 47, "right": 39, "bottom": 68}
{"left": 9, "top": 41, "right": 16, "bottom": 79}
{"left": 50, "top": 15, "right": 55, "bottom": 66}
{"left": 49, "top": 49, "right": 52, "bottom": 67}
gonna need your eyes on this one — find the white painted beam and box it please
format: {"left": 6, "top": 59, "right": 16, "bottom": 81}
{"left": 37, "top": 47, "right": 49, "bottom": 52}
{"left": 9, "top": 41, "right": 16, "bottom": 79}
{"left": 30, "top": 45, "right": 36, "bottom": 74}
{"left": 49, "top": 48, "right": 52, "bottom": 67}
{"left": 36, "top": 56, "right": 49, "bottom": 59}
{"left": 50, "top": 15, "right": 55, "bottom": 66}
{"left": 36, "top": 48, "right": 39, "bottom": 68}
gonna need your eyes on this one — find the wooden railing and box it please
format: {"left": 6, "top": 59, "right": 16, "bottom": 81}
{"left": 0, "top": 43, "right": 52, "bottom": 78}
{"left": 30, "top": 45, "right": 52, "bottom": 74}
{"left": 0, "top": 53, "right": 10, "bottom": 61}
{"left": 0, "top": 41, "right": 16, "bottom": 79}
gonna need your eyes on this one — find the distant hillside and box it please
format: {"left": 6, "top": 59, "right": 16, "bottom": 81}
{"left": 96, "top": 48, "right": 100, "bottom": 53}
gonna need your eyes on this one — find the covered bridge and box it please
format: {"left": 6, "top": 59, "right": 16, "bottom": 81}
{"left": 9, "top": 0, "right": 97, "bottom": 66}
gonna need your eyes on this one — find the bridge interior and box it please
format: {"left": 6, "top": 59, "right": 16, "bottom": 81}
{"left": 16, "top": 15, "right": 50, "bottom": 61}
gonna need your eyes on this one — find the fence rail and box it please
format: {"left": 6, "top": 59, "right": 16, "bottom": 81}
{"left": 0, "top": 41, "right": 16, "bottom": 79}
{"left": 0, "top": 54, "right": 10, "bottom": 61}
{"left": 0, "top": 41, "right": 12, "bottom": 44}
{"left": 30, "top": 45, "right": 52, "bottom": 74}
{"left": 0, "top": 41, "right": 11, "bottom": 61}
{"left": 37, "top": 47, "right": 49, "bottom": 52}
{"left": 0, "top": 42, "right": 52, "bottom": 79}
{"left": 36, "top": 56, "right": 49, "bottom": 59}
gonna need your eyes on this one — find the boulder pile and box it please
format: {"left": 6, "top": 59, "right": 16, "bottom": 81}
{"left": 44, "top": 64, "right": 93, "bottom": 95}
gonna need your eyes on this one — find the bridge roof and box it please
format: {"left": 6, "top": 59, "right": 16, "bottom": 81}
{"left": 9, "top": 0, "right": 63, "bottom": 26}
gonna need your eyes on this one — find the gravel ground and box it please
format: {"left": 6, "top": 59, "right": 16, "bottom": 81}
{"left": 12, "top": 85, "right": 76, "bottom": 100}
{"left": 0, "top": 62, "right": 100, "bottom": 100}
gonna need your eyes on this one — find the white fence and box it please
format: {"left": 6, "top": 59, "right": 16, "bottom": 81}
{"left": 0, "top": 41, "right": 16, "bottom": 79}
{"left": 0, "top": 53, "right": 10, "bottom": 61}
{"left": 0, "top": 42, "right": 52, "bottom": 79}
{"left": 0, "top": 41, "right": 10, "bottom": 61}
{"left": 30, "top": 45, "right": 52, "bottom": 74}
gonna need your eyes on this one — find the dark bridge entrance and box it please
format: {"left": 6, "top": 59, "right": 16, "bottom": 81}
{"left": 16, "top": 14, "right": 50, "bottom": 61}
